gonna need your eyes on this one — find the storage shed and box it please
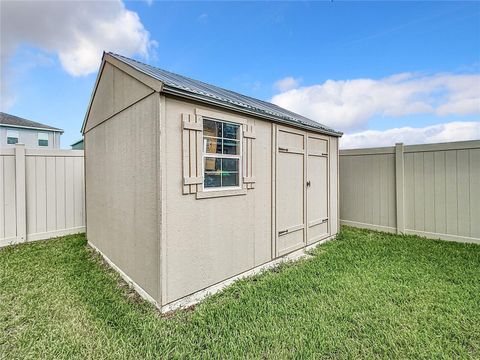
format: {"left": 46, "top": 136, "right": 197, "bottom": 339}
{"left": 82, "top": 52, "right": 342, "bottom": 312}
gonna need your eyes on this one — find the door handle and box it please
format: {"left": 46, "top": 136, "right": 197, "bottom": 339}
{"left": 278, "top": 229, "right": 288, "bottom": 235}
{"left": 278, "top": 147, "right": 289, "bottom": 152}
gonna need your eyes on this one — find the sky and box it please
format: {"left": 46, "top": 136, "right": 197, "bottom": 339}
{"left": 1, "top": 1, "right": 479, "bottom": 148}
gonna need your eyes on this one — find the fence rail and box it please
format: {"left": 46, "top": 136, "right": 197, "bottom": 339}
{"left": 3, "top": 141, "right": 478, "bottom": 247}
{"left": 0, "top": 145, "right": 85, "bottom": 247}
{"left": 339, "top": 140, "right": 480, "bottom": 244}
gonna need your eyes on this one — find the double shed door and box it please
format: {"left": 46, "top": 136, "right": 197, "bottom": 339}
{"left": 275, "top": 126, "right": 329, "bottom": 257}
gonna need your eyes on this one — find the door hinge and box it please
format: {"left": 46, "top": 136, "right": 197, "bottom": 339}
{"left": 306, "top": 180, "right": 311, "bottom": 187}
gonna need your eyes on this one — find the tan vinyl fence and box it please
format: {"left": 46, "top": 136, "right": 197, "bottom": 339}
{"left": 1, "top": 144, "right": 85, "bottom": 247}
{"left": 339, "top": 140, "right": 480, "bottom": 244}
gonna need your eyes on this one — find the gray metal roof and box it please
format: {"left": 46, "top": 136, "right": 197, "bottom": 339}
{"left": 0, "top": 112, "right": 63, "bottom": 132}
{"left": 109, "top": 53, "right": 342, "bottom": 136}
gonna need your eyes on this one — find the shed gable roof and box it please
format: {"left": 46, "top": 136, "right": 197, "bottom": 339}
{"left": 107, "top": 53, "right": 342, "bottom": 136}
{"left": 0, "top": 112, "right": 63, "bottom": 132}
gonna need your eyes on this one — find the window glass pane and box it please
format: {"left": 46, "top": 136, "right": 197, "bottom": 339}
{"left": 204, "top": 173, "right": 221, "bottom": 188}
{"left": 222, "top": 172, "right": 239, "bottom": 187}
{"left": 7, "top": 130, "right": 19, "bottom": 145}
{"left": 223, "top": 140, "right": 239, "bottom": 155}
{"left": 204, "top": 157, "right": 221, "bottom": 172}
{"left": 223, "top": 123, "right": 239, "bottom": 139}
{"left": 204, "top": 137, "right": 222, "bottom": 154}
{"left": 202, "top": 118, "right": 242, "bottom": 189}
{"left": 222, "top": 158, "right": 238, "bottom": 171}
{"left": 203, "top": 119, "right": 222, "bottom": 137}
{"left": 37, "top": 132, "right": 48, "bottom": 146}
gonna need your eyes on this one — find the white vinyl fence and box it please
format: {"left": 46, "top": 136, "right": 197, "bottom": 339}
{"left": 1, "top": 144, "right": 85, "bottom": 247}
{"left": 340, "top": 140, "right": 480, "bottom": 244}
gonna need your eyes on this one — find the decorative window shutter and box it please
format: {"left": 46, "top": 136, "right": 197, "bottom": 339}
{"left": 182, "top": 113, "right": 203, "bottom": 194}
{"left": 242, "top": 121, "right": 256, "bottom": 189}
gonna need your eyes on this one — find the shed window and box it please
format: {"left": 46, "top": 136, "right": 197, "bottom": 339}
{"left": 203, "top": 119, "right": 241, "bottom": 189}
{"left": 38, "top": 132, "right": 49, "bottom": 146}
{"left": 7, "top": 130, "right": 19, "bottom": 144}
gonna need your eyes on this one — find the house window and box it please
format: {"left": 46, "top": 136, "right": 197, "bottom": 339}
{"left": 38, "top": 132, "right": 49, "bottom": 147}
{"left": 203, "top": 118, "right": 241, "bottom": 189}
{"left": 7, "top": 130, "right": 19, "bottom": 144}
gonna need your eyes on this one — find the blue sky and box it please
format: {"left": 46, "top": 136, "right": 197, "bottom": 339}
{"left": 2, "top": 1, "right": 479, "bottom": 148}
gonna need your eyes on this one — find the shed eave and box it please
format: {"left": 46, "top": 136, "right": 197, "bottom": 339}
{"left": 162, "top": 86, "right": 343, "bottom": 137}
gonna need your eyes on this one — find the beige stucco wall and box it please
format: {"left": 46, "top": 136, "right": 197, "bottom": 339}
{"left": 162, "top": 96, "right": 272, "bottom": 304}
{"left": 161, "top": 96, "right": 340, "bottom": 305}
{"left": 84, "top": 62, "right": 154, "bottom": 133}
{"left": 85, "top": 88, "right": 160, "bottom": 300}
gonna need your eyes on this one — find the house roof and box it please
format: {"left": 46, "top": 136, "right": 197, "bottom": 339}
{"left": 107, "top": 53, "right": 342, "bottom": 136}
{"left": 0, "top": 112, "right": 63, "bottom": 133}
{"left": 70, "top": 138, "right": 84, "bottom": 146}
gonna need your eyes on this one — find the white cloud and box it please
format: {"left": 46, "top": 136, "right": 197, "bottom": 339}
{"left": 274, "top": 76, "right": 301, "bottom": 92}
{"left": 1, "top": 0, "right": 155, "bottom": 78}
{"left": 340, "top": 121, "right": 480, "bottom": 149}
{"left": 272, "top": 72, "right": 480, "bottom": 131}
{"left": 1, "top": 50, "right": 55, "bottom": 110}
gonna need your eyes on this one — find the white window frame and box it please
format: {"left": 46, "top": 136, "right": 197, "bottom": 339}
{"left": 202, "top": 117, "right": 243, "bottom": 192}
{"left": 7, "top": 129, "right": 19, "bottom": 144}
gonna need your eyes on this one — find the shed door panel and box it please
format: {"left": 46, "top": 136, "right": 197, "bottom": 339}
{"left": 307, "top": 135, "right": 329, "bottom": 244}
{"left": 276, "top": 128, "right": 306, "bottom": 256}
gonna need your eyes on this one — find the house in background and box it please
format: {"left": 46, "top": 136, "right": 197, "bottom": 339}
{"left": 0, "top": 112, "right": 63, "bottom": 149}
{"left": 82, "top": 52, "right": 342, "bottom": 312}
{"left": 70, "top": 139, "right": 84, "bottom": 150}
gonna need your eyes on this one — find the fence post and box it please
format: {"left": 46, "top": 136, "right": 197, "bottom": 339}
{"left": 395, "top": 143, "right": 405, "bottom": 234}
{"left": 14, "top": 144, "right": 27, "bottom": 243}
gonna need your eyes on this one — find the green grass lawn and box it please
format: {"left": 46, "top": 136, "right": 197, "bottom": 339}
{"left": 1, "top": 227, "right": 479, "bottom": 359}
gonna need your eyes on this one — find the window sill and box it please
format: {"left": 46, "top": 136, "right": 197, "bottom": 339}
{"left": 196, "top": 188, "right": 247, "bottom": 199}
